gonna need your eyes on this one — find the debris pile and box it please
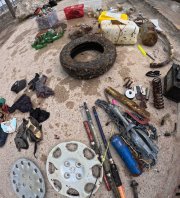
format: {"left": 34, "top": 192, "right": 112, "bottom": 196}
{"left": 0, "top": 74, "right": 53, "bottom": 157}
{"left": 1, "top": 1, "right": 179, "bottom": 198}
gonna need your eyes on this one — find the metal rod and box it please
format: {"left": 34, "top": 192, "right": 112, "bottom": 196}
{"left": 84, "top": 102, "right": 102, "bottom": 153}
{"left": 105, "top": 87, "right": 150, "bottom": 118}
{"left": 83, "top": 121, "right": 95, "bottom": 149}
{"left": 92, "top": 106, "right": 126, "bottom": 198}
{"left": 92, "top": 106, "right": 112, "bottom": 160}
{"left": 80, "top": 105, "right": 111, "bottom": 192}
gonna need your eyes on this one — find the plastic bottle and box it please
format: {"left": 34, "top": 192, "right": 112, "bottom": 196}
{"left": 111, "top": 135, "right": 141, "bottom": 176}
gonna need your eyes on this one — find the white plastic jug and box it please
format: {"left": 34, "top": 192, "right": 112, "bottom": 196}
{"left": 100, "top": 19, "right": 139, "bottom": 45}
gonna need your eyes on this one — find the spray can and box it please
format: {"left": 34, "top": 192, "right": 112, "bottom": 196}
{"left": 111, "top": 135, "right": 141, "bottom": 176}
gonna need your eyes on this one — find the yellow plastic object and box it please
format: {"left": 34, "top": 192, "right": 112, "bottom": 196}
{"left": 138, "top": 44, "right": 155, "bottom": 61}
{"left": 98, "top": 11, "right": 128, "bottom": 22}
{"left": 138, "top": 45, "right": 147, "bottom": 56}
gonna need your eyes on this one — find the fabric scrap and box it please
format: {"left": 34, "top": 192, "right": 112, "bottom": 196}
{"left": 28, "top": 73, "right": 40, "bottom": 91}
{"left": 35, "top": 75, "right": 54, "bottom": 98}
{"left": 8, "top": 94, "right": 33, "bottom": 113}
{"left": 11, "top": 79, "right": 27, "bottom": 94}
{"left": 30, "top": 108, "right": 50, "bottom": 123}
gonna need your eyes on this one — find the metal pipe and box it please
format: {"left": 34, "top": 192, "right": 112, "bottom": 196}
{"left": 105, "top": 87, "right": 150, "bottom": 118}
{"left": 5, "top": 0, "right": 16, "bottom": 18}
{"left": 84, "top": 102, "right": 102, "bottom": 154}
{"left": 92, "top": 106, "right": 126, "bottom": 198}
{"left": 92, "top": 106, "right": 112, "bottom": 159}
{"left": 81, "top": 105, "right": 111, "bottom": 192}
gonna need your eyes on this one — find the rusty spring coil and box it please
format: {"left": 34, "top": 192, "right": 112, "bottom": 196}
{"left": 152, "top": 78, "right": 164, "bottom": 109}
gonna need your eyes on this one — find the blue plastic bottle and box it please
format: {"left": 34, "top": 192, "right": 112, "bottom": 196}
{"left": 111, "top": 135, "right": 141, "bottom": 176}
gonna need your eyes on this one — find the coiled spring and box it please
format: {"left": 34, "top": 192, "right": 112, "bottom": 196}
{"left": 152, "top": 78, "right": 164, "bottom": 109}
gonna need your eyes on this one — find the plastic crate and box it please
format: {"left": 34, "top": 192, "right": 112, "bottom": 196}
{"left": 36, "top": 10, "right": 59, "bottom": 30}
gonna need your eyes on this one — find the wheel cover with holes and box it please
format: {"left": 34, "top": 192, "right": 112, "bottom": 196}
{"left": 60, "top": 35, "right": 116, "bottom": 79}
{"left": 46, "top": 141, "right": 103, "bottom": 198}
{"left": 10, "top": 158, "right": 45, "bottom": 198}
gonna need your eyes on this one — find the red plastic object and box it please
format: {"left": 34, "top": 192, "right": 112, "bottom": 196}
{"left": 34, "top": 7, "right": 41, "bottom": 15}
{"left": 64, "top": 4, "right": 84, "bottom": 20}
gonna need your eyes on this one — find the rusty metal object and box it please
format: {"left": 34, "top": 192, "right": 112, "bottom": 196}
{"left": 123, "top": 77, "right": 133, "bottom": 89}
{"left": 160, "top": 113, "right": 170, "bottom": 126}
{"left": 126, "top": 7, "right": 136, "bottom": 16}
{"left": 135, "top": 86, "right": 147, "bottom": 109}
{"left": 69, "top": 24, "right": 93, "bottom": 40}
{"left": 145, "top": 88, "right": 150, "bottom": 100}
{"left": 140, "top": 21, "right": 158, "bottom": 47}
{"left": 150, "top": 31, "right": 174, "bottom": 68}
{"left": 138, "top": 20, "right": 174, "bottom": 68}
{"left": 152, "top": 78, "right": 164, "bottom": 109}
{"left": 130, "top": 180, "right": 139, "bottom": 198}
{"left": 164, "top": 123, "right": 177, "bottom": 137}
{"left": 105, "top": 87, "right": 150, "bottom": 118}
{"left": 69, "top": 29, "right": 84, "bottom": 40}
{"left": 54, "top": 134, "right": 60, "bottom": 139}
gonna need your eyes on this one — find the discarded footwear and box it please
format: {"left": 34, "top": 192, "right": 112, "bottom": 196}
{"left": 14, "top": 117, "right": 42, "bottom": 157}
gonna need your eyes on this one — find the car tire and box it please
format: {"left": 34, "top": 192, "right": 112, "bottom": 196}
{"left": 60, "top": 35, "right": 116, "bottom": 79}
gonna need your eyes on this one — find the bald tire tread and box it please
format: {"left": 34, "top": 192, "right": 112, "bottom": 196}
{"left": 60, "top": 35, "right": 116, "bottom": 79}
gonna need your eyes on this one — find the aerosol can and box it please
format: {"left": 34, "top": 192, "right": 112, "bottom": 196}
{"left": 111, "top": 135, "right": 141, "bottom": 176}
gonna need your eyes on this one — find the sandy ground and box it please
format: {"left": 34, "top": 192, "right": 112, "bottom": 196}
{"left": 0, "top": 0, "right": 179, "bottom": 198}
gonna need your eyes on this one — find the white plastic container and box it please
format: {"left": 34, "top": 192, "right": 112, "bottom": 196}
{"left": 78, "top": 0, "right": 102, "bottom": 10}
{"left": 100, "top": 19, "right": 139, "bottom": 45}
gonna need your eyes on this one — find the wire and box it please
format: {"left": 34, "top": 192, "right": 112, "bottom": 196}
{"left": 88, "top": 177, "right": 98, "bottom": 198}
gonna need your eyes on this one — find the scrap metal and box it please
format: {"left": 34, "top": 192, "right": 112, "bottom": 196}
{"left": 152, "top": 78, "right": 164, "bottom": 109}
{"left": 105, "top": 87, "right": 150, "bottom": 118}
{"left": 123, "top": 77, "right": 133, "bottom": 89}
{"left": 130, "top": 180, "right": 139, "bottom": 198}
{"left": 81, "top": 103, "right": 112, "bottom": 192}
{"left": 93, "top": 106, "right": 126, "bottom": 198}
{"left": 150, "top": 31, "right": 174, "bottom": 68}
{"left": 95, "top": 99, "right": 159, "bottom": 168}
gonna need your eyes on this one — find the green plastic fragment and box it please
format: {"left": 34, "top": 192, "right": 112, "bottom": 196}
{"left": 35, "top": 43, "right": 47, "bottom": 50}
{"left": 0, "top": 98, "right": 6, "bottom": 106}
{"left": 32, "top": 29, "right": 64, "bottom": 50}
